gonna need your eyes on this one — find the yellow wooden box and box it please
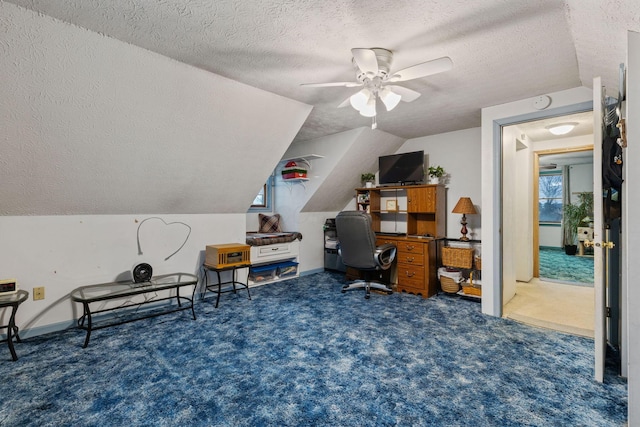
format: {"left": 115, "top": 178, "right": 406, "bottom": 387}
{"left": 205, "top": 243, "right": 251, "bottom": 268}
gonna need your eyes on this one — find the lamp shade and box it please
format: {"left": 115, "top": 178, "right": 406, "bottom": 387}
{"left": 452, "top": 197, "right": 477, "bottom": 214}
{"left": 359, "top": 97, "right": 377, "bottom": 117}
{"left": 350, "top": 88, "right": 371, "bottom": 111}
{"left": 379, "top": 87, "right": 402, "bottom": 111}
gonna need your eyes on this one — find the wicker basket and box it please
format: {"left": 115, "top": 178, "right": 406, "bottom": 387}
{"left": 462, "top": 284, "right": 482, "bottom": 296}
{"left": 474, "top": 256, "right": 482, "bottom": 270}
{"left": 441, "top": 247, "right": 474, "bottom": 269}
{"left": 440, "top": 276, "right": 461, "bottom": 293}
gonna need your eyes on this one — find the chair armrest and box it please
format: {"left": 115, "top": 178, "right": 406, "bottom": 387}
{"left": 374, "top": 243, "right": 397, "bottom": 270}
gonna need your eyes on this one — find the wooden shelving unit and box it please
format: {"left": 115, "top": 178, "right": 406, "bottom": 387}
{"left": 352, "top": 184, "right": 446, "bottom": 298}
{"left": 355, "top": 184, "right": 445, "bottom": 237}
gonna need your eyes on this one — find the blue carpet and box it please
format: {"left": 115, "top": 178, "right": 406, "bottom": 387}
{"left": 0, "top": 272, "right": 626, "bottom": 426}
{"left": 539, "top": 247, "right": 594, "bottom": 285}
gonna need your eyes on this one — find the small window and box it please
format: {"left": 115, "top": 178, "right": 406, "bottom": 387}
{"left": 252, "top": 185, "right": 266, "bottom": 207}
{"left": 249, "top": 176, "right": 272, "bottom": 212}
{"left": 539, "top": 172, "right": 563, "bottom": 223}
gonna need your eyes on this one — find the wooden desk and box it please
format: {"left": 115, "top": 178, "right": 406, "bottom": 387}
{"left": 375, "top": 235, "right": 438, "bottom": 298}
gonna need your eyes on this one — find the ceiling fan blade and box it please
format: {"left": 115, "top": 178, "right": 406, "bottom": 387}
{"left": 351, "top": 48, "right": 379, "bottom": 75}
{"left": 301, "top": 82, "right": 362, "bottom": 88}
{"left": 388, "top": 56, "right": 453, "bottom": 82}
{"left": 386, "top": 85, "right": 421, "bottom": 102}
{"left": 337, "top": 96, "right": 352, "bottom": 108}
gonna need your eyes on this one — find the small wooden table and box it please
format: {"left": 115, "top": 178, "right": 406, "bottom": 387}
{"left": 71, "top": 273, "right": 197, "bottom": 348}
{"left": 0, "top": 290, "right": 29, "bottom": 361}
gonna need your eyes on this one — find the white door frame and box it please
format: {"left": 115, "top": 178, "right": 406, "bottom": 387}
{"left": 481, "top": 98, "right": 593, "bottom": 317}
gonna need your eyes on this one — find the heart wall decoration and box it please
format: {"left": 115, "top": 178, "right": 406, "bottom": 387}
{"left": 136, "top": 217, "right": 192, "bottom": 261}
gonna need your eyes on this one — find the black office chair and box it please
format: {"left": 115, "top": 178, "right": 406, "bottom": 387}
{"left": 335, "top": 211, "right": 397, "bottom": 299}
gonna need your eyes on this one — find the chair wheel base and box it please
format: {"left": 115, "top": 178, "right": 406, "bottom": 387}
{"left": 341, "top": 280, "right": 391, "bottom": 298}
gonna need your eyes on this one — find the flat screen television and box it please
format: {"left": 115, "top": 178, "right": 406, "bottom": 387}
{"left": 378, "top": 150, "right": 425, "bottom": 185}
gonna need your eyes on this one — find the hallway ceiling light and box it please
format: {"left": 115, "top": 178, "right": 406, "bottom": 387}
{"left": 546, "top": 122, "right": 578, "bottom": 135}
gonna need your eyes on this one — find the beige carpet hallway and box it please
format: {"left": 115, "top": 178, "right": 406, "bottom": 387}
{"left": 503, "top": 278, "right": 594, "bottom": 338}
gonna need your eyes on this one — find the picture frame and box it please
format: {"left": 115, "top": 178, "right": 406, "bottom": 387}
{"left": 386, "top": 200, "right": 397, "bottom": 211}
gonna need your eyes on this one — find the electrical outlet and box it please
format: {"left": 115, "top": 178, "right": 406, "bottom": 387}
{"left": 33, "top": 286, "right": 45, "bottom": 301}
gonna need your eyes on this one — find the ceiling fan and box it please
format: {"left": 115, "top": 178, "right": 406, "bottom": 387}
{"left": 301, "top": 48, "right": 453, "bottom": 128}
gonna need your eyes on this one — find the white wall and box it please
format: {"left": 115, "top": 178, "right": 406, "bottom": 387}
{"left": 0, "top": 2, "right": 311, "bottom": 216}
{"left": 624, "top": 29, "right": 640, "bottom": 426}
{"left": 400, "top": 127, "right": 483, "bottom": 239}
{"left": 297, "top": 212, "right": 341, "bottom": 274}
{"left": 264, "top": 128, "right": 405, "bottom": 276}
{"left": 514, "top": 132, "right": 534, "bottom": 283}
{"left": 501, "top": 125, "right": 520, "bottom": 300}
{"left": 1, "top": 214, "right": 246, "bottom": 335}
{"left": 539, "top": 226, "right": 563, "bottom": 247}
{"left": 0, "top": 3, "right": 310, "bottom": 338}
{"left": 569, "top": 163, "right": 595, "bottom": 200}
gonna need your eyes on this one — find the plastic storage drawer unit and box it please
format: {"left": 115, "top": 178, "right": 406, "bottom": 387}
{"left": 249, "top": 265, "right": 277, "bottom": 283}
{"left": 277, "top": 261, "right": 299, "bottom": 278}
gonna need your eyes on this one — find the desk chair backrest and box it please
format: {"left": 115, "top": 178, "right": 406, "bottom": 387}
{"left": 336, "top": 211, "right": 395, "bottom": 271}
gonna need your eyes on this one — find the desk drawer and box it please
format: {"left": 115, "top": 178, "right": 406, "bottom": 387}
{"left": 396, "top": 242, "right": 424, "bottom": 254}
{"left": 377, "top": 237, "right": 399, "bottom": 246}
{"left": 396, "top": 262, "right": 425, "bottom": 289}
{"left": 250, "top": 241, "right": 299, "bottom": 264}
{"left": 256, "top": 243, "right": 290, "bottom": 256}
{"left": 397, "top": 251, "right": 424, "bottom": 266}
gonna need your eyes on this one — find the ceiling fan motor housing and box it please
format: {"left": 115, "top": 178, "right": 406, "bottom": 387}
{"left": 353, "top": 48, "right": 393, "bottom": 81}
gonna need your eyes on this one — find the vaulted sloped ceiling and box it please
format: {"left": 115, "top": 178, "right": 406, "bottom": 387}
{"left": 300, "top": 130, "right": 406, "bottom": 213}
{"left": 3, "top": 1, "right": 640, "bottom": 216}
{"left": 278, "top": 127, "right": 406, "bottom": 215}
{"left": 0, "top": 3, "right": 311, "bottom": 215}
{"left": 5, "top": 0, "right": 640, "bottom": 143}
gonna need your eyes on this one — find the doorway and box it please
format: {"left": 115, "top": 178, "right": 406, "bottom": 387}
{"left": 534, "top": 147, "right": 594, "bottom": 284}
{"left": 501, "top": 111, "right": 595, "bottom": 336}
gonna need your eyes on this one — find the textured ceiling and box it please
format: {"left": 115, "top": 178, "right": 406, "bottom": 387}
{"left": 6, "top": 0, "right": 640, "bottom": 143}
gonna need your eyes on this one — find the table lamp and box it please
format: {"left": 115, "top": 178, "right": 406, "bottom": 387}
{"left": 452, "top": 197, "right": 477, "bottom": 241}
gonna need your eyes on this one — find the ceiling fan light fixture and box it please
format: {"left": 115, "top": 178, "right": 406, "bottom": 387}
{"left": 359, "top": 97, "right": 377, "bottom": 117}
{"left": 379, "top": 87, "right": 402, "bottom": 111}
{"left": 546, "top": 122, "right": 578, "bottom": 135}
{"left": 302, "top": 48, "right": 453, "bottom": 126}
{"left": 350, "top": 89, "right": 371, "bottom": 111}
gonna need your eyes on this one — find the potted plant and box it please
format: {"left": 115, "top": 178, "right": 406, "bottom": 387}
{"left": 562, "top": 203, "right": 582, "bottom": 255}
{"left": 563, "top": 192, "right": 594, "bottom": 255}
{"left": 427, "top": 166, "right": 445, "bottom": 184}
{"left": 361, "top": 172, "right": 376, "bottom": 188}
{"left": 576, "top": 192, "right": 593, "bottom": 225}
